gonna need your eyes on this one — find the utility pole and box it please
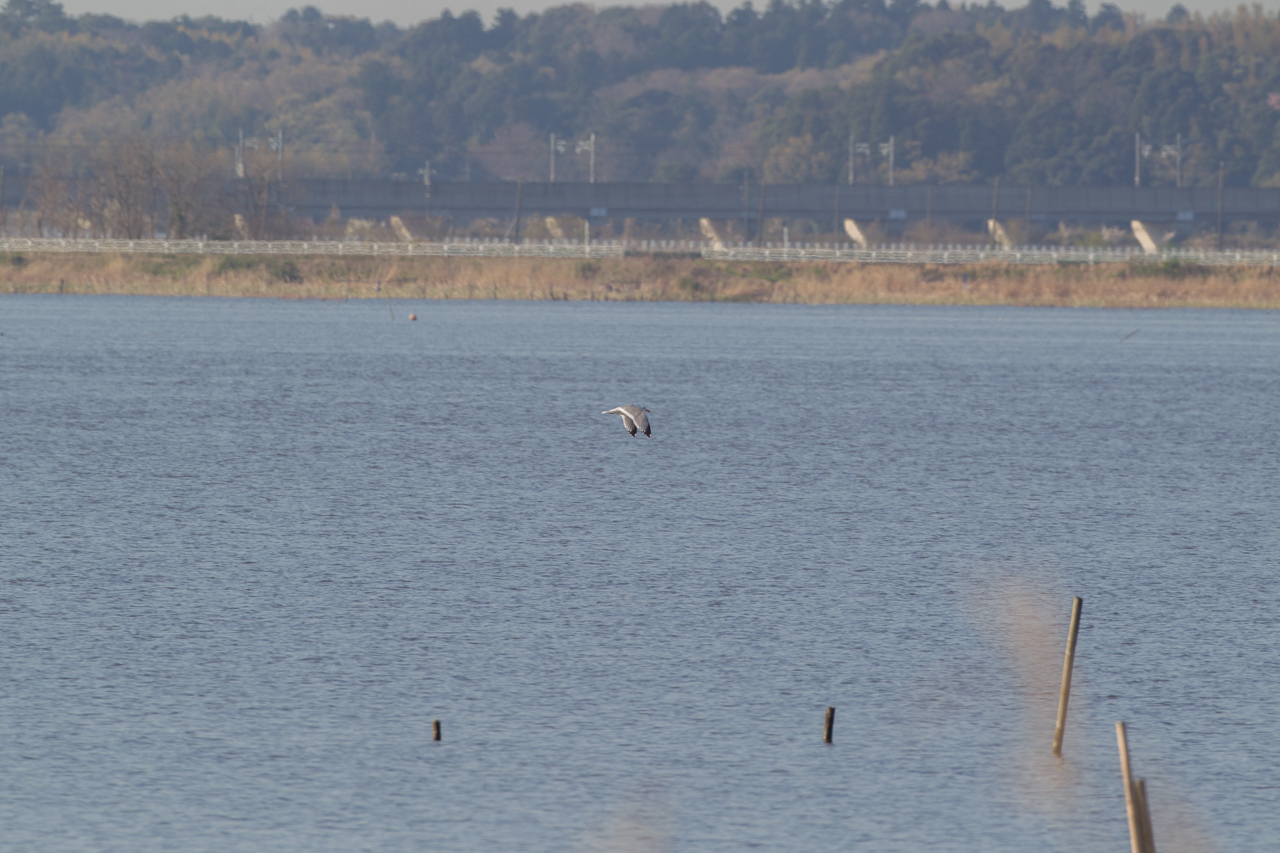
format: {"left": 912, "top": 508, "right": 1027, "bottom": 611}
{"left": 1133, "top": 133, "right": 1151, "bottom": 188}
{"left": 1137, "top": 133, "right": 1152, "bottom": 188}
{"left": 1176, "top": 133, "right": 1182, "bottom": 188}
{"left": 756, "top": 182, "right": 766, "bottom": 244}
{"left": 513, "top": 178, "right": 523, "bottom": 243}
{"left": 847, "top": 132, "right": 854, "bottom": 185}
{"left": 549, "top": 133, "right": 556, "bottom": 182}
{"left": 990, "top": 175, "right": 1000, "bottom": 246}
{"left": 418, "top": 160, "right": 432, "bottom": 220}
{"left": 264, "top": 129, "right": 285, "bottom": 180}
{"left": 577, "top": 134, "right": 596, "bottom": 183}
{"left": 1161, "top": 134, "right": 1186, "bottom": 187}
{"left": 879, "top": 137, "right": 895, "bottom": 186}
{"left": 1217, "top": 160, "right": 1225, "bottom": 250}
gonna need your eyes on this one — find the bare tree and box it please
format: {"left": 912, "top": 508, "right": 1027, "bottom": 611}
{"left": 155, "top": 143, "right": 224, "bottom": 238}
{"left": 230, "top": 143, "right": 293, "bottom": 239}
{"left": 470, "top": 123, "right": 545, "bottom": 182}
{"left": 31, "top": 159, "right": 93, "bottom": 237}
{"left": 90, "top": 135, "right": 159, "bottom": 238}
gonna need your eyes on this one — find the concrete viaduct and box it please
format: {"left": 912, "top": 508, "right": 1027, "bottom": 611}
{"left": 285, "top": 180, "right": 1278, "bottom": 232}
{"left": 5, "top": 175, "right": 1278, "bottom": 241}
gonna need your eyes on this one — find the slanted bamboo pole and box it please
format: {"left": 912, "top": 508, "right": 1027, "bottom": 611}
{"left": 1052, "top": 596, "right": 1083, "bottom": 756}
{"left": 1116, "top": 722, "right": 1143, "bottom": 853}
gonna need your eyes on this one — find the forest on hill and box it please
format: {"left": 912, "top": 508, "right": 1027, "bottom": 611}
{"left": 2, "top": 0, "right": 1280, "bottom": 192}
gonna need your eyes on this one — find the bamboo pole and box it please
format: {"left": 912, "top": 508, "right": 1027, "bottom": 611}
{"left": 1052, "top": 596, "right": 1083, "bottom": 756}
{"left": 1116, "top": 721, "right": 1143, "bottom": 853}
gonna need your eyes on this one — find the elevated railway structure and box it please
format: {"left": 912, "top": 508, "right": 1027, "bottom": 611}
{"left": 4, "top": 177, "right": 1278, "bottom": 242}
{"left": 283, "top": 180, "right": 1279, "bottom": 234}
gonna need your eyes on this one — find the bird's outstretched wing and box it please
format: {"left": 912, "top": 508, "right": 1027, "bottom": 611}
{"left": 621, "top": 414, "right": 637, "bottom": 436}
{"left": 631, "top": 408, "right": 651, "bottom": 437}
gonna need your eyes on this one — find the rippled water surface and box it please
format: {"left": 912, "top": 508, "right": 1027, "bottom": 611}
{"left": 2, "top": 295, "right": 1278, "bottom": 852}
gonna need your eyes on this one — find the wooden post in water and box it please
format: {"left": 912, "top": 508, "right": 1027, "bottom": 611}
{"left": 1052, "top": 596, "right": 1083, "bottom": 756}
{"left": 823, "top": 707, "right": 835, "bottom": 744}
{"left": 1116, "top": 722, "right": 1143, "bottom": 853}
{"left": 433, "top": 720, "right": 442, "bottom": 742}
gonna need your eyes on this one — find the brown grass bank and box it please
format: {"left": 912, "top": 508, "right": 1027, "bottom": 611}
{"left": 2, "top": 252, "right": 1280, "bottom": 309}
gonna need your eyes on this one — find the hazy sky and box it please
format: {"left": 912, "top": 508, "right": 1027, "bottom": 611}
{"left": 58, "top": 0, "right": 1261, "bottom": 29}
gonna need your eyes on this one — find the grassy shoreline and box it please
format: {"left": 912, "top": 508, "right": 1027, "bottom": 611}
{"left": 3, "top": 252, "right": 1280, "bottom": 309}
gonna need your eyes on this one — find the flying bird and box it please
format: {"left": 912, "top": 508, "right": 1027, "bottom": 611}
{"left": 603, "top": 404, "right": 652, "bottom": 438}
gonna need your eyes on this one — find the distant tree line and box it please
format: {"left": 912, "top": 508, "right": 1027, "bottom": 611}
{"left": 1, "top": 0, "right": 1279, "bottom": 212}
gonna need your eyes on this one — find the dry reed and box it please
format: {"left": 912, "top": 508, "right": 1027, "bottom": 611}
{"left": 3, "top": 252, "right": 1279, "bottom": 309}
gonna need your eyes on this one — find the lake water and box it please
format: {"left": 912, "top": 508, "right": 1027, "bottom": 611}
{"left": 2, "top": 295, "right": 1277, "bottom": 852}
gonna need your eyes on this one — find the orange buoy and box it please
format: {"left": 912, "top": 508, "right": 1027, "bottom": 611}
{"left": 409, "top": 313, "right": 418, "bottom": 321}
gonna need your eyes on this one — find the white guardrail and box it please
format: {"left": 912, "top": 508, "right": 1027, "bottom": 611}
{"left": 0, "top": 238, "right": 627, "bottom": 259}
{"left": 702, "top": 244, "right": 1280, "bottom": 266}
{"left": 1, "top": 237, "right": 1279, "bottom": 266}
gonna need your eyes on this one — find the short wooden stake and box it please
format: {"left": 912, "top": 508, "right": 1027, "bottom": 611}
{"left": 1116, "top": 722, "right": 1143, "bottom": 853}
{"left": 1052, "top": 596, "right": 1083, "bottom": 756}
{"left": 433, "top": 720, "right": 441, "bottom": 742}
{"left": 823, "top": 707, "right": 835, "bottom": 744}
